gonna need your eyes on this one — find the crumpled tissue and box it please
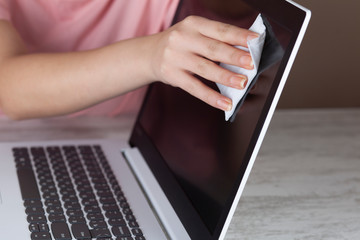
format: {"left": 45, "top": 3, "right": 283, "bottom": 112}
{"left": 217, "top": 14, "right": 266, "bottom": 121}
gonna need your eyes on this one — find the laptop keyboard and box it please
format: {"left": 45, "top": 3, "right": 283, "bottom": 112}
{"left": 13, "top": 145, "right": 145, "bottom": 240}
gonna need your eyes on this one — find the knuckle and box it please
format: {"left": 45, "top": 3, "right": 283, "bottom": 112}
{"left": 206, "top": 41, "right": 221, "bottom": 59}
{"left": 196, "top": 59, "right": 210, "bottom": 76}
{"left": 229, "top": 48, "right": 242, "bottom": 63}
{"left": 183, "top": 15, "right": 199, "bottom": 26}
{"left": 217, "top": 23, "right": 232, "bottom": 38}
{"left": 167, "top": 29, "right": 181, "bottom": 46}
{"left": 196, "top": 59, "right": 220, "bottom": 80}
{"left": 218, "top": 69, "right": 231, "bottom": 84}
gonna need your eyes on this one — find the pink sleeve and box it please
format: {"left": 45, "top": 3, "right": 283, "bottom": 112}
{"left": 0, "top": 0, "right": 10, "bottom": 21}
{"left": 163, "top": 0, "right": 180, "bottom": 29}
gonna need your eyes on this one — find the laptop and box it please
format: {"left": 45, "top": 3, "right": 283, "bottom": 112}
{"left": 0, "top": 0, "right": 311, "bottom": 239}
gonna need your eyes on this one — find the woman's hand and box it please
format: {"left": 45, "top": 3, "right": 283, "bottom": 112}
{"left": 150, "top": 16, "right": 259, "bottom": 111}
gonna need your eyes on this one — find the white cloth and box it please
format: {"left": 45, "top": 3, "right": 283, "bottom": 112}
{"left": 217, "top": 14, "right": 266, "bottom": 121}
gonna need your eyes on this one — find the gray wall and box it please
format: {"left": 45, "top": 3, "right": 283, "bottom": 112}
{"left": 277, "top": 0, "right": 360, "bottom": 108}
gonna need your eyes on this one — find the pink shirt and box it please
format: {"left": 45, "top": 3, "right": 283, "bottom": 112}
{"left": 0, "top": 0, "right": 179, "bottom": 117}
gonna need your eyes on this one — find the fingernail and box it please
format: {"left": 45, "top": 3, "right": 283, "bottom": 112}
{"left": 230, "top": 75, "right": 248, "bottom": 89}
{"left": 240, "top": 55, "right": 253, "bottom": 69}
{"left": 217, "top": 98, "right": 232, "bottom": 111}
{"left": 247, "top": 33, "right": 259, "bottom": 41}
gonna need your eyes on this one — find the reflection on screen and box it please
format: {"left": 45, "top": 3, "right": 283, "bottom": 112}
{"left": 139, "top": 0, "right": 292, "bottom": 234}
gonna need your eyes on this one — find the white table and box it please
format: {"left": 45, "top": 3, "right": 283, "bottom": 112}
{"left": 1, "top": 109, "right": 359, "bottom": 239}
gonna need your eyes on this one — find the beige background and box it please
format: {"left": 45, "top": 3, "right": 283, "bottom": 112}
{"left": 277, "top": 0, "right": 360, "bottom": 108}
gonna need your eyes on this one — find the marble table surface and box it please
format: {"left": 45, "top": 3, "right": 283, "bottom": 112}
{"left": 1, "top": 108, "right": 359, "bottom": 240}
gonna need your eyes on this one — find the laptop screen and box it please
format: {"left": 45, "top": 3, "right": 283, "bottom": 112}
{"left": 130, "top": 0, "right": 308, "bottom": 238}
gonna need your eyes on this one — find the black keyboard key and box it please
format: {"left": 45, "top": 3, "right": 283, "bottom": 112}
{"left": 90, "top": 228, "right": 112, "bottom": 238}
{"left": 51, "top": 222, "right": 72, "bottom": 240}
{"left": 56, "top": 175, "right": 71, "bottom": 183}
{"left": 39, "top": 223, "right": 50, "bottom": 232}
{"left": 16, "top": 160, "right": 32, "bottom": 169}
{"left": 66, "top": 208, "right": 83, "bottom": 217}
{"left": 26, "top": 206, "right": 45, "bottom": 215}
{"left": 43, "top": 191, "right": 60, "bottom": 200}
{"left": 47, "top": 206, "right": 64, "bottom": 215}
{"left": 13, "top": 147, "right": 29, "bottom": 155}
{"left": 87, "top": 212, "right": 104, "bottom": 221}
{"left": 122, "top": 208, "right": 132, "bottom": 216}
{"left": 75, "top": 180, "right": 92, "bottom": 190}
{"left": 125, "top": 214, "right": 136, "bottom": 222}
{"left": 45, "top": 199, "right": 62, "bottom": 208}
{"left": 89, "top": 219, "right": 107, "bottom": 229}
{"left": 33, "top": 156, "right": 47, "bottom": 164}
{"left": 96, "top": 188, "right": 112, "bottom": 197}
{"left": 57, "top": 181, "right": 74, "bottom": 190}
{"left": 78, "top": 191, "right": 96, "bottom": 198}
{"left": 73, "top": 173, "right": 88, "bottom": 181}
{"left": 60, "top": 188, "right": 77, "bottom": 197}
{"left": 77, "top": 184, "right": 93, "bottom": 193}
{"left": 99, "top": 196, "right": 116, "bottom": 205}
{"left": 116, "top": 193, "right": 127, "bottom": 203}
{"left": 83, "top": 205, "right": 101, "bottom": 214}
{"left": 131, "top": 228, "right": 143, "bottom": 236}
{"left": 41, "top": 184, "right": 57, "bottom": 193}
{"left": 71, "top": 223, "right": 91, "bottom": 239}
{"left": 31, "top": 231, "right": 52, "bottom": 240}
{"left": 37, "top": 172, "right": 53, "bottom": 181}
{"left": 49, "top": 213, "right": 66, "bottom": 223}
{"left": 81, "top": 197, "right": 98, "bottom": 206}
{"left": 128, "top": 221, "right": 139, "bottom": 228}
{"left": 93, "top": 182, "right": 108, "bottom": 190}
{"left": 112, "top": 226, "right": 131, "bottom": 237}
{"left": 24, "top": 199, "right": 43, "bottom": 207}
{"left": 69, "top": 215, "right": 86, "bottom": 224}
{"left": 29, "top": 223, "right": 39, "bottom": 232}
{"left": 64, "top": 201, "right": 81, "bottom": 210}
{"left": 17, "top": 168, "right": 41, "bottom": 200}
{"left": 102, "top": 203, "right": 120, "bottom": 212}
{"left": 62, "top": 196, "right": 78, "bottom": 203}
{"left": 105, "top": 209, "right": 123, "bottom": 219}
{"left": 120, "top": 201, "right": 130, "bottom": 209}
{"left": 27, "top": 214, "right": 47, "bottom": 224}
{"left": 109, "top": 177, "right": 119, "bottom": 188}
{"left": 61, "top": 192, "right": 77, "bottom": 200}
{"left": 39, "top": 179, "right": 56, "bottom": 188}
{"left": 108, "top": 218, "right": 126, "bottom": 227}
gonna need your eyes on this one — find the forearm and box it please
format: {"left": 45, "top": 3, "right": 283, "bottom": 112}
{"left": 0, "top": 35, "right": 157, "bottom": 119}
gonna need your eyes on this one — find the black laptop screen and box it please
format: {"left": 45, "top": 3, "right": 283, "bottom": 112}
{"left": 130, "top": 0, "right": 306, "bottom": 238}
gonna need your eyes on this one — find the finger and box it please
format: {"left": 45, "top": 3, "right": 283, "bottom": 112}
{"left": 175, "top": 70, "right": 233, "bottom": 111}
{"left": 183, "top": 54, "right": 248, "bottom": 90}
{"left": 185, "top": 16, "right": 259, "bottom": 47}
{"left": 185, "top": 34, "right": 254, "bottom": 70}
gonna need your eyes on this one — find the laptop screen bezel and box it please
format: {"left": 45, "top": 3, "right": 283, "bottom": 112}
{"left": 129, "top": 0, "right": 309, "bottom": 239}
